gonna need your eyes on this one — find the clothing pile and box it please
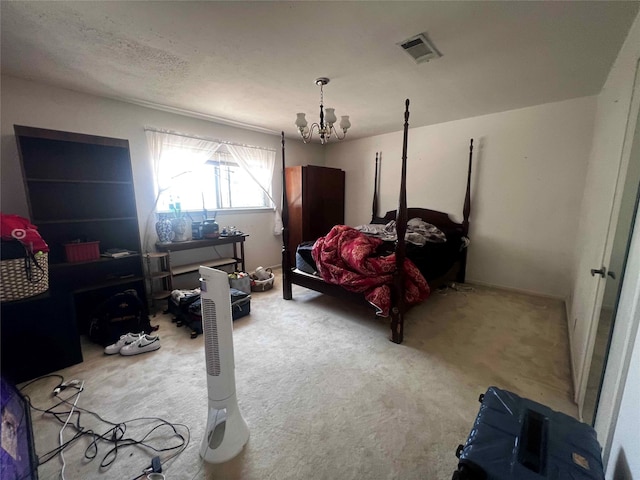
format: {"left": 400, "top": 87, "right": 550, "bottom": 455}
{"left": 356, "top": 217, "right": 447, "bottom": 246}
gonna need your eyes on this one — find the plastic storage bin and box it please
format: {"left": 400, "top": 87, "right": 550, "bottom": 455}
{"left": 64, "top": 241, "right": 100, "bottom": 263}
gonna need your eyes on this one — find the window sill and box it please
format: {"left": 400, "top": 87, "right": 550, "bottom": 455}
{"left": 216, "top": 207, "right": 275, "bottom": 215}
{"left": 157, "top": 207, "right": 274, "bottom": 217}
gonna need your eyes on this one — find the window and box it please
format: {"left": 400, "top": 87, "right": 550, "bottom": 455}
{"left": 145, "top": 128, "right": 282, "bottom": 244}
{"left": 146, "top": 129, "right": 277, "bottom": 214}
{"left": 160, "top": 150, "right": 271, "bottom": 212}
{"left": 206, "top": 153, "right": 271, "bottom": 209}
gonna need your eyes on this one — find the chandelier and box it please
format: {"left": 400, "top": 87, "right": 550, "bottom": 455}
{"left": 295, "top": 77, "right": 351, "bottom": 144}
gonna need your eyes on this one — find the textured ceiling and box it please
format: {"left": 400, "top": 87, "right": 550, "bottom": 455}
{"left": 1, "top": 1, "right": 638, "bottom": 141}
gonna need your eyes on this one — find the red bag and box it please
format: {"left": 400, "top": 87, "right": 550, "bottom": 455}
{"left": 0, "top": 213, "right": 49, "bottom": 254}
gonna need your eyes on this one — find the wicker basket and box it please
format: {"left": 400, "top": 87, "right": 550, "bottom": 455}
{"left": 0, "top": 252, "right": 49, "bottom": 302}
{"left": 250, "top": 269, "right": 274, "bottom": 292}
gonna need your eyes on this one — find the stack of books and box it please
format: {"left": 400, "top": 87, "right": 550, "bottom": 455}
{"left": 101, "top": 248, "right": 136, "bottom": 258}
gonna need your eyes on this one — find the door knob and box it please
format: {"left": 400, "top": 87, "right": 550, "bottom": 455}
{"left": 590, "top": 267, "right": 607, "bottom": 278}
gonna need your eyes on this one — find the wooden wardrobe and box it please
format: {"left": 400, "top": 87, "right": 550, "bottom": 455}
{"left": 284, "top": 165, "right": 345, "bottom": 264}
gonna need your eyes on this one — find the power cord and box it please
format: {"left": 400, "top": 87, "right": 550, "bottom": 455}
{"left": 58, "top": 380, "right": 84, "bottom": 480}
{"left": 19, "top": 375, "right": 190, "bottom": 479}
{"left": 53, "top": 379, "right": 82, "bottom": 397}
{"left": 131, "top": 455, "right": 163, "bottom": 480}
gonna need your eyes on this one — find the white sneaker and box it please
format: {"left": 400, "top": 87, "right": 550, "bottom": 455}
{"left": 104, "top": 332, "right": 143, "bottom": 355}
{"left": 120, "top": 334, "right": 161, "bottom": 356}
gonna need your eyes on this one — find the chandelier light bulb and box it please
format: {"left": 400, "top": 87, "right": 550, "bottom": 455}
{"left": 295, "top": 113, "right": 308, "bottom": 129}
{"left": 324, "top": 108, "right": 337, "bottom": 125}
{"left": 339, "top": 116, "right": 351, "bottom": 132}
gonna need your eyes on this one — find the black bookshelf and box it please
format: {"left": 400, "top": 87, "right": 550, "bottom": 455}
{"left": 1, "top": 126, "right": 148, "bottom": 381}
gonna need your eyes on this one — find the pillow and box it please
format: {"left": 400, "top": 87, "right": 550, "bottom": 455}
{"left": 407, "top": 218, "right": 447, "bottom": 243}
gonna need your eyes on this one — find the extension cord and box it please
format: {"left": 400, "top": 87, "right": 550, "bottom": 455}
{"left": 53, "top": 379, "right": 82, "bottom": 396}
{"left": 26, "top": 376, "right": 188, "bottom": 479}
{"left": 59, "top": 380, "right": 85, "bottom": 480}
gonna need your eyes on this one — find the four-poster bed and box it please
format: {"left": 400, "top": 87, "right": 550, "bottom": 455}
{"left": 281, "top": 99, "right": 473, "bottom": 344}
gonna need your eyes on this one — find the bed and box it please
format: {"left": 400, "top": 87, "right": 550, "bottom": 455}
{"left": 281, "top": 99, "right": 473, "bottom": 344}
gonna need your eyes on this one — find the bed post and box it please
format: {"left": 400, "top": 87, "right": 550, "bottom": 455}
{"left": 371, "top": 152, "right": 379, "bottom": 222}
{"left": 281, "top": 132, "right": 293, "bottom": 300}
{"left": 456, "top": 138, "right": 473, "bottom": 284}
{"left": 390, "top": 100, "right": 410, "bottom": 344}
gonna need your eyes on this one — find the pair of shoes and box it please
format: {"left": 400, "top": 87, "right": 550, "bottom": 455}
{"left": 104, "top": 332, "right": 144, "bottom": 355}
{"left": 120, "top": 334, "right": 161, "bottom": 356}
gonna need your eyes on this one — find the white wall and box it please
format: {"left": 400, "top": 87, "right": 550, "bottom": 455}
{"left": 0, "top": 75, "right": 324, "bottom": 272}
{"left": 325, "top": 97, "right": 596, "bottom": 298}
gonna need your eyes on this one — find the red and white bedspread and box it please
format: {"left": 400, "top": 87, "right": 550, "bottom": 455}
{"left": 311, "top": 225, "right": 430, "bottom": 316}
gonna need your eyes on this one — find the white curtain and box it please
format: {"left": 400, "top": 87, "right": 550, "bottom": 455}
{"left": 143, "top": 129, "right": 222, "bottom": 251}
{"left": 226, "top": 144, "right": 282, "bottom": 235}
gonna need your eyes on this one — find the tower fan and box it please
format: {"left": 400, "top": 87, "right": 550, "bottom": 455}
{"left": 199, "top": 266, "right": 249, "bottom": 463}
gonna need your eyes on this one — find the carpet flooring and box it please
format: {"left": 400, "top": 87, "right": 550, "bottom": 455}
{"left": 20, "top": 273, "right": 576, "bottom": 480}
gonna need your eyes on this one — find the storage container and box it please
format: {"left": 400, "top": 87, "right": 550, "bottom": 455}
{"left": 1, "top": 240, "right": 49, "bottom": 302}
{"left": 228, "top": 272, "right": 251, "bottom": 294}
{"left": 250, "top": 269, "right": 275, "bottom": 292}
{"left": 64, "top": 241, "right": 100, "bottom": 263}
{"left": 453, "top": 386, "right": 604, "bottom": 480}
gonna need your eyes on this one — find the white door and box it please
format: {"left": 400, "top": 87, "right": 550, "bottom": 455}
{"left": 571, "top": 61, "right": 640, "bottom": 415}
{"left": 582, "top": 104, "right": 640, "bottom": 425}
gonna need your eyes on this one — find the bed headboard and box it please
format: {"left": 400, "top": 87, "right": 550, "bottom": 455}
{"left": 371, "top": 138, "right": 473, "bottom": 238}
{"left": 379, "top": 208, "right": 465, "bottom": 235}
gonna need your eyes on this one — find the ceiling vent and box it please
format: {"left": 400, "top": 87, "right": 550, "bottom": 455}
{"left": 398, "top": 33, "right": 441, "bottom": 64}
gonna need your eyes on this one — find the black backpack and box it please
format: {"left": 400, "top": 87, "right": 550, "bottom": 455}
{"left": 88, "top": 289, "right": 152, "bottom": 346}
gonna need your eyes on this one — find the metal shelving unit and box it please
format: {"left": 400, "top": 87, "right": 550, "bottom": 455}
{"left": 145, "top": 252, "right": 173, "bottom": 316}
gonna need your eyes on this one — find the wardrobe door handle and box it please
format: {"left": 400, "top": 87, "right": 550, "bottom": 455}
{"left": 591, "top": 267, "right": 606, "bottom": 278}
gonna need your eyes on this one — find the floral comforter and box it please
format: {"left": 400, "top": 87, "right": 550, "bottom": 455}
{"left": 311, "top": 225, "right": 430, "bottom": 316}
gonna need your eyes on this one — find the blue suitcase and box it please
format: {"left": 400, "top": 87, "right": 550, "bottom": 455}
{"left": 453, "top": 387, "right": 604, "bottom": 480}
{"left": 169, "top": 288, "right": 250, "bottom": 338}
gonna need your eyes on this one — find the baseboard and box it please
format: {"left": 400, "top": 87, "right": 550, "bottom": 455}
{"left": 465, "top": 279, "right": 566, "bottom": 301}
{"left": 565, "top": 300, "right": 580, "bottom": 406}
